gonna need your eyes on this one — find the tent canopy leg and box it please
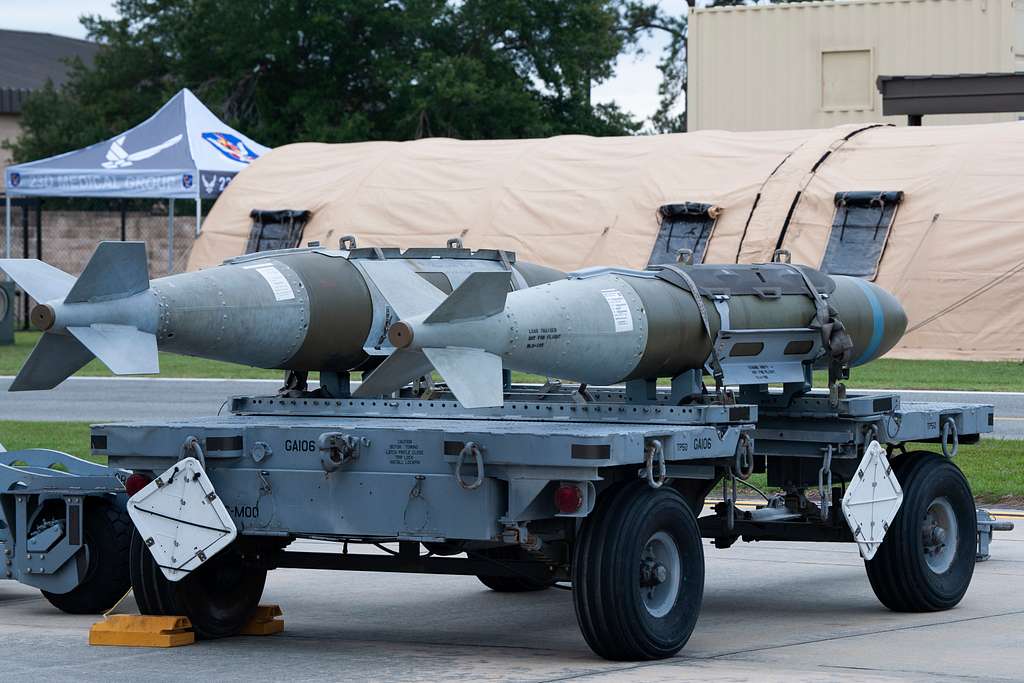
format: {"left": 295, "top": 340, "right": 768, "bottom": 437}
{"left": 168, "top": 198, "right": 175, "bottom": 275}
{"left": 4, "top": 195, "right": 10, "bottom": 259}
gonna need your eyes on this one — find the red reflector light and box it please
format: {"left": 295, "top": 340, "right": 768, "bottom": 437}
{"left": 554, "top": 484, "right": 583, "bottom": 514}
{"left": 124, "top": 473, "right": 152, "bottom": 497}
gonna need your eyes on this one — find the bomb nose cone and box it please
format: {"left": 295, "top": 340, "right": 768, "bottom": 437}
{"left": 831, "top": 277, "right": 908, "bottom": 366}
{"left": 31, "top": 303, "right": 55, "bottom": 331}
{"left": 855, "top": 279, "right": 907, "bottom": 364}
{"left": 874, "top": 283, "right": 908, "bottom": 343}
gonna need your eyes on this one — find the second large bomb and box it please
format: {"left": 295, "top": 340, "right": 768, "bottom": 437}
{"left": 356, "top": 262, "right": 907, "bottom": 407}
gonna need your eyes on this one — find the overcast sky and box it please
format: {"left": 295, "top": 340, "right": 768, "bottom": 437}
{"left": 1, "top": 0, "right": 687, "bottom": 125}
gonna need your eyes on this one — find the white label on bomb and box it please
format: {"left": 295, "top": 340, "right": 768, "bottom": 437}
{"left": 600, "top": 288, "right": 633, "bottom": 332}
{"left": 245, "top": 264, "right": 295, "bottom": 301}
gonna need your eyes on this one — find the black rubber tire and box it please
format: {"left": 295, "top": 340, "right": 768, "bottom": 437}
{"left": 129, "top": 530, "right": 181, "bottom": 616}
{"left": 475, "top": 546, "right": 556, "bottom": 592}
{"left": 573, "top": 482, "right": 704, "bottom": 661}
{"left": 129, "top": 530, "right": 267, "bottom": 639}
{"left": 864, "top": 452, "right": 976, "bottom": 612}
{"left": 41, "top": 501, "right": 132, "bottom": 614}
{"left": 174, "top": 543, "right": 268, "bottom": 639}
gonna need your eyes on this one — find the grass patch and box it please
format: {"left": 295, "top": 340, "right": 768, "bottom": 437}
{"left": 0, "top": 420, "right": 100, "bottom": 463}
{"left": 813, "top": 358, "right": 1024, "bottom": 392}
{"left": 2, "top": 331, "right": 1022, "bottom": 390}
{"left": 745, "top": 440, "right": 1023, "bottom": 506}
{"left": 510, "top": 358, "right": 1024, "bottom": 392}
{"left": 0, "top": 420, "right": 1019, "bottom": 502}
{"left": 0, "top": 331, "right": 279, "bottom": 380}
{"left": 945, "top": 440, "right": 1024, "bottom": 505}
{"left": 513, "top": 357, "right": 1024, "bottom": 392}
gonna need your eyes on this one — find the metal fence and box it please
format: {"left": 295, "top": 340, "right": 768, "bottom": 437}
{"left": 1, "top": 197, "right": 198, "bottom": 329}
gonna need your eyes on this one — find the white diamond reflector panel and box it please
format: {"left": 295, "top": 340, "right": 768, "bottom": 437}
{"left": 841, "top": 441, "right": 904, "bottom": 560}
{"left": 127, "top": 457, "right": 238, "bottom": 581}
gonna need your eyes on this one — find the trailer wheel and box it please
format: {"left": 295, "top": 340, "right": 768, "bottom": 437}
{"left": 573, "top": 482, "right": 704, "bottom": 661}
{"left": 865, "top": 452, "right": 976, "bottom": 612}
{"left": 130, "top": 530, "right": 267, "bottom": 638}
{"left": 129, "top": 530, "right": 181, "bottom": 616}
{"left": 174, "top": 543, "right": 267, "bottom": 639}
{"left": 41, "top": 501, "right": 131, "bottom": 614}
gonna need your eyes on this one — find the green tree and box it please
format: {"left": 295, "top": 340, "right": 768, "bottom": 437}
{"left": 9, "top": 0, "right": 692, "bottom": 162}
{"left": 623, "top": 0, "right": 752, "bottom": 134}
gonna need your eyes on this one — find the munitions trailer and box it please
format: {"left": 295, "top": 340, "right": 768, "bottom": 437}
{"left": 89, "top": 379, "right": 1005, "bottom": 660}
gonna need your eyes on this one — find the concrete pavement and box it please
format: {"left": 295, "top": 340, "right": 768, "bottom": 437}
{"left": 0, "top": 521, "right": 1021, "bottom": 681}
{"left": 1, "top": 377, "right": 1022, "bottom": 438}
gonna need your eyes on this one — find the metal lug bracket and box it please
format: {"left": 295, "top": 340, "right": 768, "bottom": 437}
{"left": 319, "top": 432, "right": 365, "bottom": 473}
{"left": 976, "top": 508, "right": 1014, "bottom": 561}
{"left": 712, "top": 327, "right": 823, "bottom": 386}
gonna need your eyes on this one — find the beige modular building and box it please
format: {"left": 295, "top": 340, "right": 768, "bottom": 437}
{"left": 688, "top": 0, "right": 1024, "bottom": 130}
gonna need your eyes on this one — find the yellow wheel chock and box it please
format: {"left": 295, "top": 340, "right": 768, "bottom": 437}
{"left": 89, "top": 615, "right": 195, "bottom": 648}
{"left": 239, "top": 604, "right": 285, "bottom": 636}
{"left": 88, "top": 604, "right": 283, "bottom": 647}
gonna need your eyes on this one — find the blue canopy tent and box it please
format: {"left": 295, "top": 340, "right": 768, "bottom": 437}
{"left": 4, "top": 88, "right": 268, "bottom": 271}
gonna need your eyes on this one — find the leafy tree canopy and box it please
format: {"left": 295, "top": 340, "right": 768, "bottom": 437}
{"left": 10, "top": 0, "right": 708, "bottom": 162}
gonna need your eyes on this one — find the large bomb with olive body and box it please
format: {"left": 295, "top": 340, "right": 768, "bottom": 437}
{"left": 354, "top": 263, "right": 907, "bottom": 408}
{"left": 0, "top": 242, "right": 564, "bottom": 391}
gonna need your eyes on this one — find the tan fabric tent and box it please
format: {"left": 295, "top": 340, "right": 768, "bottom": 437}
{"left": 190, "top": 131, "right": 811, "bottom": 272}
{"left": 737, "top": 122, "right": 1024, "bottom": 361}
{"left": 191, "top": 123, "right": 1024, "bottom": 361}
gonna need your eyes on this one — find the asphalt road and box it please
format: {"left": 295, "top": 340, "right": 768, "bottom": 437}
{"left": 0, "top": 522, "right": 1021, "bottom": 681}
{"left": 0, "top": 376, "right": 287, "bottom": 423}
{"left": 0, "top": 377, "right": 1022, "bottom": 438}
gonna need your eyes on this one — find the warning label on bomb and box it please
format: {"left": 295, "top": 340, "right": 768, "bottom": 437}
{"left": 600, "top": 289, "right": 633, "bottom": 333}
{"left": 244, "top": 264, "right": 295, "bottom": 302}
{"left": 527, "top": 327, "right": 561, "bottom": 349}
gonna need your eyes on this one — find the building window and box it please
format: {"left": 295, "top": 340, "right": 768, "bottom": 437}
{"left": 821, "top": 191, "right": 903, "bottom": 279}
{"left": 647, "top": 203, "right": 721, "bottom": 266}
{"left": 821, "top": 49, "right": 873, "bottom": 111}
{"left": 245, "top": 209, "right": 311, "bottom": 253}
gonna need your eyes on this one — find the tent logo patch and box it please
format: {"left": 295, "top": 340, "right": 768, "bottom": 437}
{"left": 8, "top": 172, "right": 19, "bottom": 188}
{"left": 102, "top": 134, "right": 183, "bottom": 169}
{"left": 202, "top": 132, "right": 259, "bottom": 164}
{"left": 182, "top": 174, "right": 193, "bottom": 189}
